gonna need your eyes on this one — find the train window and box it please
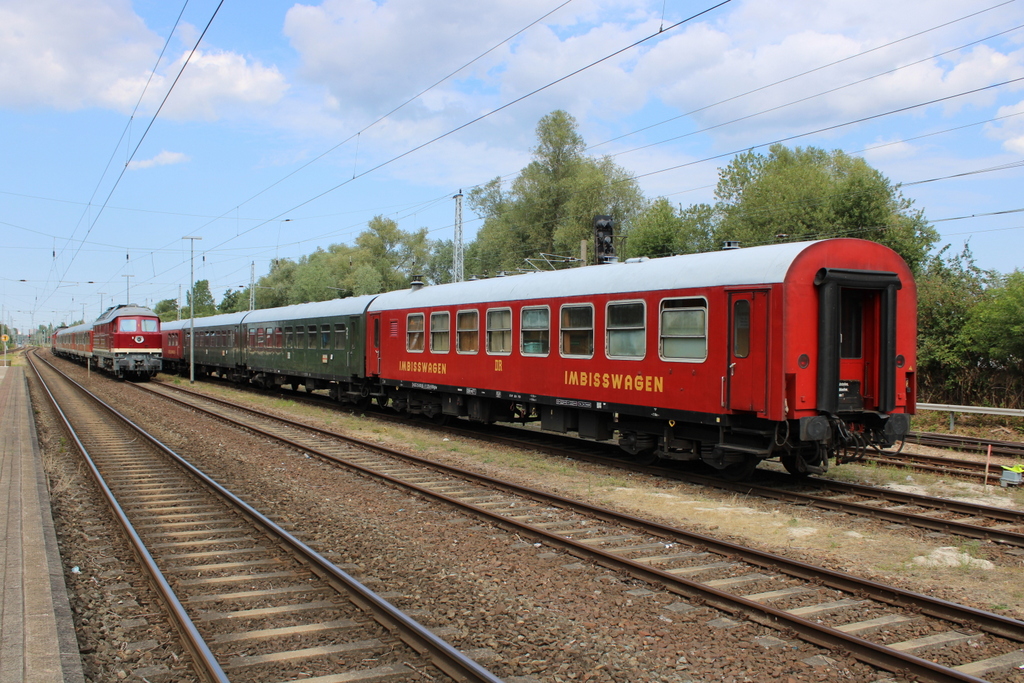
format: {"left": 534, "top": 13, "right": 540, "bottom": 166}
{"left": 486, "top": 308, "right": 512, "bottom": 355}
{"left": 274, "top": 327, "right": 283, "bottom": 348}
{"left": 295, "top": 326, "right": 305, "bottom": 349}
{"left": 660, "top": 298, "right": 707, "bottom": 361}
{"left": 840, "top": 289, "right": 864, "bottom": 359}
{"left": 430, "top": 312, "right": 449, "bottom": 353}
{"left": 257, "top": 328, "right": 266, "bottom": 347}
{"left": 308, "top": 326, "right": 318, "bottom": 349}
{"left": 521, "top": 307, "right": 549, "bottom": 356}
{"left": 406, "top": 314, "right": 425, "bottom": 352}
{"left": 607, "top": 301, "right": 645, "bottom": 359}
{"left": 456, "top": 310, "right": 479, "bottom": 354}
{"left": 335, "top": 324, "right": 347, "bottom": 348}
{"left": 285, "top": 327, "right": 294, "bottom": 347}
{"left": 560, "top": 304, "right": 594, "bottom": 358}
{"left": 321, "top": 325, "right": 331, "bottom": 349}
{"left": 142, "top": 319, "right": 158, "bottom": 332}
{"left": 119, "top": 319, "right": 138, "bottom": 332}
{"left": 733, "top": 300, "right": 750, "bottom": 358}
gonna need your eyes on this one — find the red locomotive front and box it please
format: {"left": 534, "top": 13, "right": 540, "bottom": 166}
{"left": 91, "top": 304, "right": 162, "bottom": 379}
{"left": 366, "top": 239, "right": 915, "bottom": 478}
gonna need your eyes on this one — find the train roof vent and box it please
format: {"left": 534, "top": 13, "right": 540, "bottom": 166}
{"left": 409, "top": 275, "right": 425, "bottom": 291}
{"left": 722, "top": 240, "right": 741, "bottom": 250}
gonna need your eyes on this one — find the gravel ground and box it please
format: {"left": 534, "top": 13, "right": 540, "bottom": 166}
{"left": 33, "top": 356, "right": 1024, "bottom": 682}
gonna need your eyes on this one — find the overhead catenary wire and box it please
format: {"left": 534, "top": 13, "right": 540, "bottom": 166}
{"left": 46, "top": 0, "right": 226, "bottom": 315}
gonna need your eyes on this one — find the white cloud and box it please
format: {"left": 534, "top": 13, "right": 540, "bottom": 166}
{"left": 148, "top": 49, "right": 290, "bottom": 121}
{"left": 128, "top": 150, "right": 190, "bottom": 170}
{"left": 0, "top": 0, "right": 289, "bottom": 120}
{"left": 0, "top": 0, "right": 157, "bottom": 109}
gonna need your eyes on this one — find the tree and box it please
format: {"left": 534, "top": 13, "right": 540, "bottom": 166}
{"left": 154, "top": 298, "right": 179, "bottom": 322}
{"left": 186, "top": 280, "right": 216, "bottom": 318}
{"left": 425, "top": 239, "right": 454, "bottom": 285}
{"left": 713, "top": 144, "right": 937, "bottom": 271}
{"left": 468, "top": 110, "right": 644, "bottom": 274}
{"left": 218, "top": 288, "right": 246, "bottom": 313}
{"left": 915, "top": 244, "right": 989, "bottom": 402}
{"left": 624, "top": 199, "right": 716, "bottom": 259}
{"left": 347, "top": 216, "right": 429, "bottom": 292}
{"left": 971, "top": 269, "right": 1024, "bottom": 371}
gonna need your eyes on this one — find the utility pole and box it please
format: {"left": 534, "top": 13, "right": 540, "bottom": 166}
{"left": 453, "top": 190, "right": 464, "bottom": 282}
{"left": 249, "top": 262, "right": 255, "bottom": 311}
{"left": 122, "top": 274, "right": 134, "bottom": 304}
{"left": 183, "top": 236, "right": 202, "bottom": 384}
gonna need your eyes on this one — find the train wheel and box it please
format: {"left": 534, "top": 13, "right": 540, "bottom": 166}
{"left": 629, "top": 448, "right": 660, "bottom": 466}
{"left": 719, "top": 455, "right": 758, "bottom": 481}
{"left": 781, "top": 454, "right": 811, "bottom": 478}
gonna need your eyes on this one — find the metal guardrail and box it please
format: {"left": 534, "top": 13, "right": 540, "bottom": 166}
{"left": 917, "top": 403, "right": 1024, "bottom": 431}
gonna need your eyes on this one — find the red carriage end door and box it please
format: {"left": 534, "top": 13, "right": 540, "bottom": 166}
{"left": 837, "top": 288, "right": 880, "bottom": 411}
{"left": 728, "top": 290, "right": 769, "bottom": 413}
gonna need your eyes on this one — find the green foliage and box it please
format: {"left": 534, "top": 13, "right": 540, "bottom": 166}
{"left": 713, "top": 144, "right": 938, "bottom": 271}
{"left": 185, "top": 280, "right": 216, "bottom": 318}
{"left": 153, "top": 298, "right": 179, "bottom": 322}
{"left": 916, "top": 244, "right": 989, "bottom": 401}
{"left": 467, "top": 110, "right": 643, "bottom": 274}
{"left": 217, "top": 288, "right": 247, "bottom": 314}
{"left": 624, "top": 199, "right": 716, "bottom": 259}
{"left": 971, "top": 269, "right": 1024, "bottom": 370}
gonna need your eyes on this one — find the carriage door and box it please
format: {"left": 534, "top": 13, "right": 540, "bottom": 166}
{"left": 728, "top": 290, "right": 769, "bottom": 413}
{"left": 837, "top": 288, "right": 880, "bottom": 411}
{"left": 370, "top": 313, "right": 381, "bottom": 375}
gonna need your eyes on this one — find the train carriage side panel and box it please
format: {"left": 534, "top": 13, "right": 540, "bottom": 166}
{"left": 367, "top": 239, "right": 915, "bottom": 475}
{"left": 240, "top": 296, "right": 376, "bottom": 393}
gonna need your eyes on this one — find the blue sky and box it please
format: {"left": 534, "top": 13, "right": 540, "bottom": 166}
{"left": 2, "top": 0, "right": 1023, "bottom": 333}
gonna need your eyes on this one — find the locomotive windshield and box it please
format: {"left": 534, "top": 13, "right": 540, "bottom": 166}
{"left": 118, "top": 318, "right": 158, "bottom": 332}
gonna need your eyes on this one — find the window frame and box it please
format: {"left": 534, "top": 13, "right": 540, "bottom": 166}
{"left": 486, "top": 307, "right": 513, "bottom": 356}
{"left": 658, "top": 296, "right": 708, "bottom": 363}
{"left": 559, "top": 303, "right": 595, "bottom": 359}
{"left": 605, "top": 300, "right": 647, "bottom": 360}
{"left": 406, "top": 313, "right": 425, "bottom": 353}
{"left": 430, "top": 311, "right": 450, "bottom": 354}
{"left": 456, "top": 309, "right": 479, "bottom": 355}
{"left": 520, "top": 305, "right": 550, "bottom": 357}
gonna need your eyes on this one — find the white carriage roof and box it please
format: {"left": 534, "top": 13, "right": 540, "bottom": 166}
{"left": 166, "top": 294, "right": 377, "bottom": 331}
{"left": 241, "top": 295, "right": 376, "bottom": 325}
{"left": 369, "top": 240, "right": 822, "bottom": 312}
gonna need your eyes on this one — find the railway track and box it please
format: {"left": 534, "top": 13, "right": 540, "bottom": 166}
{"left": 28, "top": 352, "right": 501, "bottom": 683}
{"left": 907, "top": 432, "right": 1024, "bottom": 460}
{"left": 129, "top": 375, "right": 1024, "bottom": 682}
{"left": 865, "top": 449, "right": 1014, "bottom": 484}
{"left": 151, "top": 374, "right": 1024, "bottom": 549}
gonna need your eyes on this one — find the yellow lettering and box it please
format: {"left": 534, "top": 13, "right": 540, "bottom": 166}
{"left": 569, "top": 371, "right": 578, "bottom": 385}
{"left": 645, "top": 376, "right": 652, "bottom": 392}
{"left": 654, "top": 377, "right": 663, "bottom": 392}
{"left": 624, "top": 375, "right": 633, "bottom": 391}
{"left": 611, "top": 374, "right": 622, "bottom": 389}
{"left": 581, "top": 372, "right": 589, "bottom": 387}
{"left": 602, "top": 373, "right": 609, "bottom": 388}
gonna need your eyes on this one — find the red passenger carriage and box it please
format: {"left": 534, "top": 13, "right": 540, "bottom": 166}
{"left": 366, "top": 239, "right": 916, "bottom": 477}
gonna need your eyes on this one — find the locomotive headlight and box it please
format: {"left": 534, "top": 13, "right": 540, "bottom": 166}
{"left": 134, "top": 335, "right": 144, "bottom": 344}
